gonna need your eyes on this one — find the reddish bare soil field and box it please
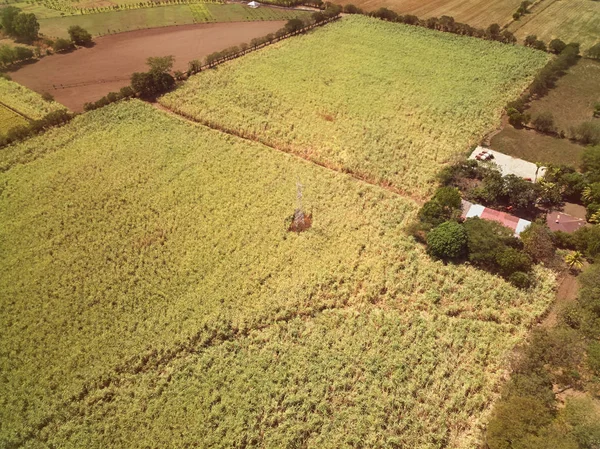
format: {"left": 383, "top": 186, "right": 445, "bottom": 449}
{"left": 10, "top": 21, "right": 286, "bottom": 111}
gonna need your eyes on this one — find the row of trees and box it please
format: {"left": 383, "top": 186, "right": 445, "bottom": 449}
{"left": 345, "top": 4, "right": 519, "bottom": 44}
{"left": 512, "top": 0, "right": 531, "bottom": 20}
{"left": 0, "top": 44, "right": 34, "bottom": 67}
{"left": 0, "top": 108, "right": 73, "bottom": 147}
{"left": 0, "top": 6, "right": 39, "bottom": 43}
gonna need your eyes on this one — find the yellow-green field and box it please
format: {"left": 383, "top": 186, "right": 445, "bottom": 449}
{"left": 0, "top": 101, "right": 555, "bottom": 448}
{"left": 0, "top": 77, "right": 66, "bottom": 120}
{"left": 0, "top": 103, "right": 28, "bottom": 135}
{"left": 508, "top": 0, "right": 600, "bottom": 52}
{"left": 38, "top": 3, "right": 310, "bottom": 37}
{"left": 160, "top": 15, "right": 549, "bottom": 199}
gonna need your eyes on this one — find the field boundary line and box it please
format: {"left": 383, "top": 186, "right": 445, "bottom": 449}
{"left": 0, "top": 100, "right": 33, "bottom": 121}
{"left": 153, "top": 102, "right": 425, "bottom": 204}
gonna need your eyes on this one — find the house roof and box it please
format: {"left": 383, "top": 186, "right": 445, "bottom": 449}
{"left": 546, "top": 211, "right": 587, "bottom": 233}
{"left": 461, "top": 200, "right": 531, "bottom": 237}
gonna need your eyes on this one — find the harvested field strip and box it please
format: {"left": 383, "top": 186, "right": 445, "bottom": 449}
{"left": 508, "top": 0, "right": 600, "bottom": 51}
{"left": 0, "top": 100, "right": 555, "bottom": 447}
{"left": 331, "top": 0, "right": 522, "bottom": 28}
{"left": 160, "top": 15, "right": 549, "bottom": 199}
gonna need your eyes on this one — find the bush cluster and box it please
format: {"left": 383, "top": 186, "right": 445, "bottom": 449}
{"left": 411, "top": 185, "right": 550, "bottom": 287}
{"left": 0, "top": 44, "right": 34, "bottom": 67}
{"left": 362, "top": 6, "right": 517, "bottom": 43}
{"left": 83, "top": 86, "right": 135, "bottom": 111}
{"left": 0, "top": 109, "right": 73, "bottom": 147}
{"left": 512, "top": 0, "right": 531, "bottom": 20}
{"left": 439, "top": 160, "right": 554, "bottom": 215}
{"left": 0, "top": 6, "right": 39, "bottom": 43}
{"left": 486, "top": 263, "right": 600, "bottom": 448}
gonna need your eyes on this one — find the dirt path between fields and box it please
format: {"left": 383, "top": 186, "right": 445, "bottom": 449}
{"left": 153, "top": 102, "right": 424, "bottom": 204}
{"left": 9, "top": 21, "right": 286, "bottom": 112}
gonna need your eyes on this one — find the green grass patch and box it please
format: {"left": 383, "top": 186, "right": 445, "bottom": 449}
{"left": 526, "top": 59, "right": 600, "bottom": 133}
{"left": 39, "top": 5, "right": 196, "bottom": 37}
{"left": 160, "top": 15, "right": 549, "bottom": 199}
{"left": 0, "top": 101, "right": 555, "bottom": 447}
{"left": 490, "top": 125, "right": 585, "bottom": 167}
{"left": 38, "top": 3, "right": 308, "bottom": 38}
{"left": 0, "top": 77, "right": 66, "bottom": 119}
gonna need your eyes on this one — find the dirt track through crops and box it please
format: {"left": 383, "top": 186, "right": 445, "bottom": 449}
{"left": 10, "top": 21, "right": 286, "bottom": 111}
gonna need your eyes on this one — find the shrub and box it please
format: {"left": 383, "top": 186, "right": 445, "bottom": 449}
{"left": 41, "top": 92, "right": 54, "bottom": 102}
{"left": 532, "top": 112, "right": 555, "bottom": 133}
{"left": 520, "top": 222, "right": 555, "bottom": 263}
{"left": 508, "top": 271, "right": 532, "bottom": 289}
{"left": 502, "top": 175, "right": 539, "bottom": 212}
{"left": 496, "top": 247, "right": 532, "bottom": 276}
{"left": 549, "top": 39, "right": 566, "bottom": 54}
{"left": 53, "top": 38, "right": 74, "bottom": 52}
{"left": 582, "top": 145, "right": 600, "bottom": 182}
{"left": 571, "top": 122, "right": 600, "bottom": 145}
{"left": 188, "top": 59, "right": 202, "bottom": 75}
{"left": 463, "top": 217, "right": 517, "bottom": 268}
{"left": 68, "top": 25, "right": 92, "bottom": 46}
{"left": 588, "top": 341, "right": 600, "bottom": 375}
{"left": 586, "top": 42, "right": 600, "bottom": 60}
{"left": 426, "top": 221, "right": 467, "bottom": 260}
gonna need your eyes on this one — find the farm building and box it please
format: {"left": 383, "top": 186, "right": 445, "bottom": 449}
{"left": 461, "top": 199, "right": 531, "bottom": 236}
{"left": 546, "top": 211, "right": 587, "bottom": 233}
{"left": 248, "top": 1, "right": 260, "bottom": 7}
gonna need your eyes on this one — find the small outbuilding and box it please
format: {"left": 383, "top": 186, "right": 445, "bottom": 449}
{"left": 546, "top": 211, "right": 586, "bottom": 233}
{"left": 248, "top": 1, "right": 260, "bottom": 7}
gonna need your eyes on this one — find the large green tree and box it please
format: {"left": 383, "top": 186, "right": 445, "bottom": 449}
{"left": 12, "top": 13, "right": 39, "bottom": 42}
{"left": 426, "top": 221, "right": 467, "bottom": 260}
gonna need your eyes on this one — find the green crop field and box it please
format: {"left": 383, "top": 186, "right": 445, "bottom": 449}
{"left": 0, "top": 103, "right": 28, "bottom": 135}
{"left": 160, "top": 16, "right": 549, "bottom": 200}
{"left": 508, "top": 0, "right": 600, "bottom": 52}
{"left": 190, "top": 3, "right": 310, "bottom": 22}
{"left": 0, "top": 100, "right": 555, "bottom": 448}
{"left": 39, "top": 3, "right": 309, "bottom": 37}
{"left": 39, "top": 5, "right": 196, "bottom": 37}
{"left": 0, "top": 77, "right": 66, "bottom": 119}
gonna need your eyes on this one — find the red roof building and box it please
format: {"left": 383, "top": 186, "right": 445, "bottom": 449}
{"left": 546, "top": 211, "right": 587, "bottom": 233}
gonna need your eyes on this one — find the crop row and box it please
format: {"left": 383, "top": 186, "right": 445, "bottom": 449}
{"left": 0, "top": 77, "right": 65, "bottom": 120}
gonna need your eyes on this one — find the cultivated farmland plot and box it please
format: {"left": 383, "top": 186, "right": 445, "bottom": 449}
{"left": 332, "top": 0, "right": 523, "bottom": 28}
{"left": 508, "top": 0, "right": 600, "bottom": 52}
{"left": 160, "top": 15, "right": 549, "bottom": 199}
{"left": 38, "top": 3, "right": 310, "bottom": 38}
{"left": 0, "top": 101, "right": 555, "bottom": 448}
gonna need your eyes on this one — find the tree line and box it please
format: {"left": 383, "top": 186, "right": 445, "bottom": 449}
{"left": 84, "top": 12, "right": 340, "bottom": 109}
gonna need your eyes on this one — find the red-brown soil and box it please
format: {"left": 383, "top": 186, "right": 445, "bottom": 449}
{"left": 10, "top": 21, "right": 286, "bottom": 111}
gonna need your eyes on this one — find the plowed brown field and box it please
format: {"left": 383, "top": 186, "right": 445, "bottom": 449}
{"left": 10, "top": 21, "right": 286, "bottom": 111}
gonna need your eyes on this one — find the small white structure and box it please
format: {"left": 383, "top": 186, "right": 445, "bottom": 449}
{"left": 248, "top": 1, "right": 260, "bottom": 8}
{"left": 469, "top": 146, "right": 546, "bottom": 181}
